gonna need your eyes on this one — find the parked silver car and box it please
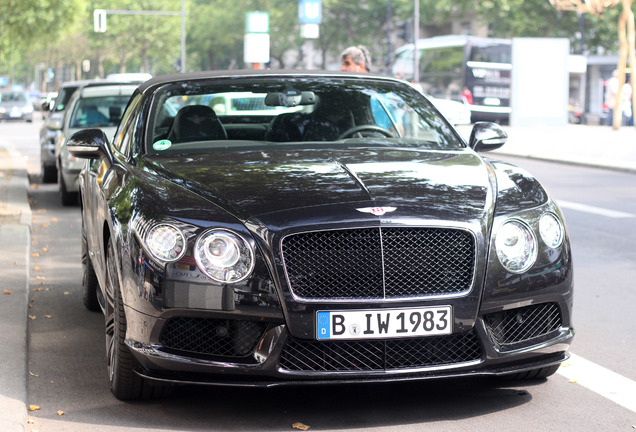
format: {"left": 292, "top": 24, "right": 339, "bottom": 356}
{"left": 40, "top": 80, "right": 96, "bottom": 182}
{"left": 55, "top": 83, "right": 137, "bottom": 205}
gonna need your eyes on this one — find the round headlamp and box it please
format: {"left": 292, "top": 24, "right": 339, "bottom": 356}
{"left": 194, "top": 229, "right": 254, "bottom": 284}
{"left": 539, "top": 212, "right": 564, "bottom": 248}
{"left": 495, "top": 220, "right": 537, "bottom": 273}
{"left": 146, "top": 224, "right": 186, "bottom": 262}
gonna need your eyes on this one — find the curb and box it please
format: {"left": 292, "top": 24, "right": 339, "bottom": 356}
{"left": 0, "top": 141, "right": 32, "bottom": 432}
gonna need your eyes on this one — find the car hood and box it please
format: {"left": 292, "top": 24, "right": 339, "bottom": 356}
{"left": 142, "top": 146, "right": 495, "bottom": 226}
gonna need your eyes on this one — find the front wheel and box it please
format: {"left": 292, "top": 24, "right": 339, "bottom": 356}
{"left": 104, "top": 238, "right": 165, "bottom": 400}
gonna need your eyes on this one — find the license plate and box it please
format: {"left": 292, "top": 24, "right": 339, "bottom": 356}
{"left": 316, "top": 306, "right": 452, "bottom": 340}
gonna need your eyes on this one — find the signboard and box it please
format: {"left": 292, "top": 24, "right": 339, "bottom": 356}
{"left": 244, "top": 33, "right": 270, "bottom": 63}
{"left": 299, "top": 0, "right": 321, "bottom": 24}
{"left": 246, "top": 11, "right": 269, "bottom": 33}
{"left": 94, "top": 9, "right": 107, "bottom": 32}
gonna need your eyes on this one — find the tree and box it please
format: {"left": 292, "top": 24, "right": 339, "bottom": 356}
{"left": 0, "top": 0, "right": 79, "bottom": 83}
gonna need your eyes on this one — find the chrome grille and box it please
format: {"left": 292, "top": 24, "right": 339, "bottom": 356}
{"left": 160, "top": 317, "right": 267, "bottom": 358}
{"left": 282, "top": 227, "right": 475, "bottom": 300}
{"left": 483, "top": 303, "right": 562, "bottom": 348}
{"left": 280, "top": 330, "right": 482, "bottom": 372}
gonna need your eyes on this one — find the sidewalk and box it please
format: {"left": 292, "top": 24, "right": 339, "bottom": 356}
{"left": 456, "top": 123, "right": 636, "bottom": 173}
{"left": 0, "top": 141, "right": 31, "bottom": 432}
{"left": 0, "top": 123, "right": 634, "bottom": 432}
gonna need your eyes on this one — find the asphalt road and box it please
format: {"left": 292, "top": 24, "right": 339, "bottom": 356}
{"left": 3, "top": 119, "right": 635, "bottom": 431}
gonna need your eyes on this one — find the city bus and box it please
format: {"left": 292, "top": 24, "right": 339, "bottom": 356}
{"left": 392, "top": 35, "right": 512, "bottom": 123}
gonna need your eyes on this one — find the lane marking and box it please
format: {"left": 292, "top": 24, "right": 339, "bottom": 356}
{"left": 558, "top": 200, "right": 635, "bottom": 219}
{"left": 557, "top": 353, "right": 636, "bottom": 413}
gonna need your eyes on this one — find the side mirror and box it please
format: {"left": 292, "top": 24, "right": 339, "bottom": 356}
{"left": 67, "top": 128, "right": 114, "bottom": 168}
{"left": 468, "top": 122, "right": 507, "bottom": 152}
{"left": 46, "top": 120, "right": 63, "bottom": 131}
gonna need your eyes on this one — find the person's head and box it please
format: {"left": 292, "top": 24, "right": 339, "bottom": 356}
{"left": 340, "top": 45, "right": 371, "bottom": 73}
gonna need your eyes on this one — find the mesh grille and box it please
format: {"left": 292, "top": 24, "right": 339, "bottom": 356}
{"left": 160, "top": 317, "right": 267, "bottom": 358}
{"left": 280, "top": 331, "right": 482, "bottom": 372}
{"left": 282, "top": 227, "right": 475, "bottom": 300}
{"left": 483, "top": 303, "right": 562, "bottom": 347}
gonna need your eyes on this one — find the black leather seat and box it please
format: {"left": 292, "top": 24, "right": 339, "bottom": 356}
{"left": 167, "top": 105, "right": 227, "bottom": 143}
{"left": 266, "top": 112, "right": 309, "bottom": 142}
{"left": 303, "top": 102, "right": 355, "bottom": 141}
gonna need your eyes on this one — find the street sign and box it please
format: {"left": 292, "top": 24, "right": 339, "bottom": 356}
{"left": 298, "top": 0, "right": 321, "bottom": 24}
{"left": 301, "top": 23, "right": 320, "bottom": 39}
{"left": 244, "top": 33, "right": 270, "bottom": 63}
{"left": 245, "top": 11, "right": 269, "bottom": 33}
{"left": 94, "top": 9, "right": 107, "bottom": 32}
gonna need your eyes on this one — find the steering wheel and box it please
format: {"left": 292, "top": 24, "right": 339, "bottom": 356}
{"left": 339, "top": 125, "right": 394, "bottom": 139}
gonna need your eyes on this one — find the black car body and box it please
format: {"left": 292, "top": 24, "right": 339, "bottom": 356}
{"left": 68, "top": 70, "right": 573, "bottom": 400}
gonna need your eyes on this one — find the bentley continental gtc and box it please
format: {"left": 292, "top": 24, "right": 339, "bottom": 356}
{"left": 67, "top": 70, "right": 574, "bottom": 400}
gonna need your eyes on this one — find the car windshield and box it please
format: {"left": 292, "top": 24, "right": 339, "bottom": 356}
{"left": 70, "top": 95, "right": 131, "bottom": 128}
{"left": 0, "top": 92, "right": 27, "bottom": 103}
{"left": 146, "top": 77, "right": 463, "bottom": 155}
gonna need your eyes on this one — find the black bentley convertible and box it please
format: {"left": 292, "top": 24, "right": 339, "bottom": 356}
{"left": 68, "top": 70, "right": 573, "bottom": 400}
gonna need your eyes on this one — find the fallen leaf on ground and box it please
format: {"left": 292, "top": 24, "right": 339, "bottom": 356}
{"left": 32, "top": 184, "right": 39, "bottom": 190}
{"left": 42, "top": 247, "right": 49, "bottom": 253}
{"left": 40, "top": 224, "right": 48, "bottom": 228}
{"left": 569, "top": 379, "right": 577, "bottom": 383}
{"left": 29, "top": 371, "right": 39, "bottom": 377}
{"left": 36, "top": 276, "right": 45, "bottom": 280}
{"left": 34, "top": 266, "right": 41, "bottom": 271}
{"left": 63, "top": 292, "right": 70, "bottom": 295}
{"left": 28, "top": 405, "right": 40, "bottom": 411}
{"left": 3, "top": 290, "right": 11, "bottom": 295}
{"left": 292, "top": 422, "right": 310, "bottom": 431}
{"left": 33, "top": 287, "right": 43, "bottom": 291}
{"left": 57, "top": 410, "right": 64, "bottom": 416}
{"left": 32, "top": 253, "right": 40, "bottom": 257}
{"left": 28, "top": 315, "right": 36, "bottom": 320}
{"left": 45, "top": 315, "right": 52, "bottom": 319}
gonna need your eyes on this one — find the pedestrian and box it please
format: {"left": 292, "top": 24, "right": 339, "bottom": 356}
{"left": 605, "top": 69, "right": 619, "bottom": 126}
{"left": 340, "top": 45, "right": 371, "bottom": 73}
{"left": 621, "top": 77, "right": 632, "bottom": 126}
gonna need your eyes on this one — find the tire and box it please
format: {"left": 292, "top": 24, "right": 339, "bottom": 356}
{"left": 81, "top": 219, "right": 100, "bottom": 312}
{"left": 41, "top": 164, "right": 57, "bottom": 184}
{"left": 502, "top": 364, "right": 561, "bottom": 381}
{"left": 59, "top": 166, "right": 78, "bottom": 206}
{"left": 104, "top": 239, "right": 165, "bottom": 400}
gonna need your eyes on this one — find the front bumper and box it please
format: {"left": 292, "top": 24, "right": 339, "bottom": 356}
{"left": 125, "top": 306, "right": 574, "bottom": 387}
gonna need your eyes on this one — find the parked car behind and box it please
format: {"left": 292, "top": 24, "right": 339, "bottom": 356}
{"left": 40, "top": 79, "right": 97, "bottom": 182}
{"left": 0, "top": 90, "right": 34, "bottom": 122}
{"left": 41, "top": 74, "right": 151, "bottom": 183}
{"left": 55, "top": 83, "right": 137, "bottom": 205}
{"left": 68, "top": 70, "right": 573, "bottom": 400}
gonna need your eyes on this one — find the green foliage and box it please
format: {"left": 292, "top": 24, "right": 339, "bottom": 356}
{"left": 0, "top": 0, "right": 79, "bottom": 81}
{"left": 1, "top": 0, "right": 631, "bottom": 88}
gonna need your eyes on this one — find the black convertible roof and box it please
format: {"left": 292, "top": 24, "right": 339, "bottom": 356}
{"left": 137, "top": 69, "right": 399, "bottom": 93}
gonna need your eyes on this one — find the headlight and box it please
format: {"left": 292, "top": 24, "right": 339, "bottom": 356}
{"left": 539, "top": 212, "right": 564, "bottom": 248}
{"left": 146, "top": 224, "right": 186, "bottom": 262}
{"left": 194, "top": 229, "right": 254, "bottom": 284}
{"left": 495, "top": 220, "right": 537, "bottom": 273}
